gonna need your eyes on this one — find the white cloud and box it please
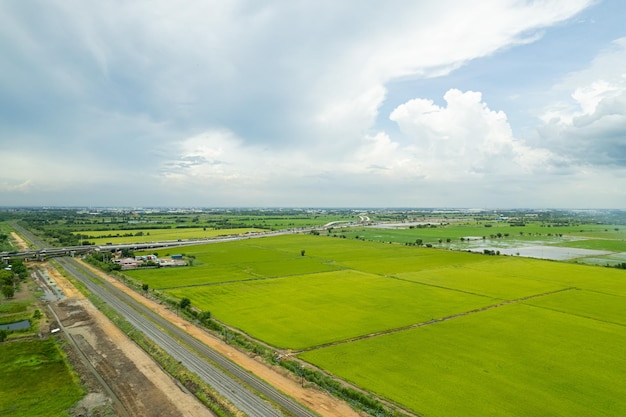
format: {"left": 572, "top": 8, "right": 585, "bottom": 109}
{"left": 0, "top": 0, "right": 607, "bottom": 207}
{"left": 2, "top": 1, "right": 593, "bottom": 146}
{"left": 389, "top": 89, "right": 561, "bottom": 180}
{"left": 538, "top": 37, "right": 626, "bottom": 166}
{"left": 0, "top": 179, "right": 32, "bottom": 193}
{"left": 161, "top": 89, "right": 569, "bottom": 204}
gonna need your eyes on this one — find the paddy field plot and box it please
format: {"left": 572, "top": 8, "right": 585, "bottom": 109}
{"left": 168, "top": 269, "right": 495, "bottom": 349}
{"left": 550, "top": 238, "right": 626, "bottom": 252}
{"left": 129, "top": 234, "right": 626, "bottom": 416}
{"left": 345, "top": 222, "right": 626, "bottom": 264}
{"left": 75, "top": 227, "right": 262, "bottom": 244}
{"left": 300, "top": 302, "right": 626, "bottom": 417}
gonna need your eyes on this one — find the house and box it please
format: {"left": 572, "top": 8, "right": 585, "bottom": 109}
{"left": 114, "top": 257, "right": 140, "bottom": 270}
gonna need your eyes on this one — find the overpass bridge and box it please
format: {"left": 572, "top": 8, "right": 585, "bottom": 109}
{"left": 2, "top": 221, "right": 343, "bottom": 264}
{"left": 1, "top": 228, "right": 310, "bottom": 263}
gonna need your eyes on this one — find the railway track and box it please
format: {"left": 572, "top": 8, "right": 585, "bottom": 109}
{"left": 56, "top": 257, "right": 318, "bottom": 417}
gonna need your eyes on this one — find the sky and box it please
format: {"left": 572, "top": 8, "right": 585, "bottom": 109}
{"left": 1, "top": 0, "right": 625, "bottom": 209}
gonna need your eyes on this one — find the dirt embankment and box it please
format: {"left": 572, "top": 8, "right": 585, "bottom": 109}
{"left": 44, "top": 263, "right": 216, "bottom": 417}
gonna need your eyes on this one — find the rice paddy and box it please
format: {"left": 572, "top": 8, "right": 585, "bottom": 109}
{"left": 127, "top": 233, "right": 626, "bottom": 416}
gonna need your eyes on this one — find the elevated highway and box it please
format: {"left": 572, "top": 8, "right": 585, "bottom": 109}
{"left": 2, "top": 225, "right": 335, "bottom": 262}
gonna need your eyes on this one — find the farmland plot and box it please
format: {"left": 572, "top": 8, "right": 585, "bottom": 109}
{"left": 301, "top": 303, "right": 626, "bottom": 417}
{"left": 129, "top": 234, "right": 626, "bottom": 416}
{"left": 76, "top": 227, "right": 261, "bottom": 244}
{"left": 168, "top": 269, "right": 495, "bottom": 349}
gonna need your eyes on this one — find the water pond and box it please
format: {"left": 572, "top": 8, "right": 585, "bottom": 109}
{"left": 0, "top": 319, "right": 31, "bottom": 331}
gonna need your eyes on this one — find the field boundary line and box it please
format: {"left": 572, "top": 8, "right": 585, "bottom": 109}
{"left": 525, "top": 303, "right": 626, "bottom": 328}
{"left": 386, "top": 274, "right": 496, "bottom": 299}
{"left": 158, "top": 269, "right": 343, "bottom": 290}
{"left": 296, "top": 286, "right": 577, "bottom": 354}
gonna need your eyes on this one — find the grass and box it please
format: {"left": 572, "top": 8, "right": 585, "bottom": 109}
{"left": 0, "top": 264, "right": 84, "bottom": 417}
{"left": 0, "top": 280, "right": 46, "bottom": 339}
{"left": 0, "top": 338, "right": 85, "bottom": 417}
{"left": 0, "top": 301, "right": 30, "bottom": 315}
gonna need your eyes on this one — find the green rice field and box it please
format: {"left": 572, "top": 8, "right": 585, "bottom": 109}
{"left": 76, "top": 227, "right": 262, "bottom": 244}
{"left": 128, "top": 233, "right": 626, "bottom": 416}
{"left": 341, "top": 222, "right": 626, "bottom": 252}
{"left": 300, "top": 303, "right": 626, "bottom": 417}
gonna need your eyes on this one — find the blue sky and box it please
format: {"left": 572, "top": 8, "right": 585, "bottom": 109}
{"left": 1, "top": 0, "right": 625, "bottom": 208}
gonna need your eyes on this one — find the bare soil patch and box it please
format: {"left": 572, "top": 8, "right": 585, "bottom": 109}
{"left": 10, "top": 231, "right": 29, "bottom": 250}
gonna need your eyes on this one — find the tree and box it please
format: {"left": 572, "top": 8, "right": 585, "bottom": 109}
{"left": 2, "top": 285, "right": 15, "bottom": 299}
{"left": 10, "top": 260, "right": 27, "bottom": 278}
{"left": 0, "top": 329, "right": 8, "bottom": 343}
{"left": 301, "top": 249, "right": 306, "bottom": 256}
{"left": 415, "top": 239, "right": 423, "bottom": 246}
{"left": 179, "top": 297, "right": 191, "bottom": 310}
{"left": 198, "top": 310, "right": 211, "bottom": 323}
{"left": 0, "top": 270, "right": 13, "bottom": 286}
{"left": 142, "top": 283, "right": 149, "bottom": 292}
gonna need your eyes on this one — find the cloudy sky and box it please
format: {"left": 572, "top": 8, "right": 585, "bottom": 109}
{"left": 1, "top": 0, "right": 625, "bottom": 208}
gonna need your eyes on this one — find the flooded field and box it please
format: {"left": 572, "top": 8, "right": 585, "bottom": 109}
{"left": 0, "top": 319, "right": 31, "bottom": 331}
{"left": 574, "top": 252, "right": 626, "bottom": 266}
{"left": 470, "top": 245, "right": 614, "bottom": 261}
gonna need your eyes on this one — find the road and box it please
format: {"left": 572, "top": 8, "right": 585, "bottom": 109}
{"left": 4, "top": 218, "right": 367, "bottom": 262}
{"left": 56, "top": 257, "right": 318, "bottom": 417}
{"left": 3, "top": 223, "right": 329, "bottom": 261}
